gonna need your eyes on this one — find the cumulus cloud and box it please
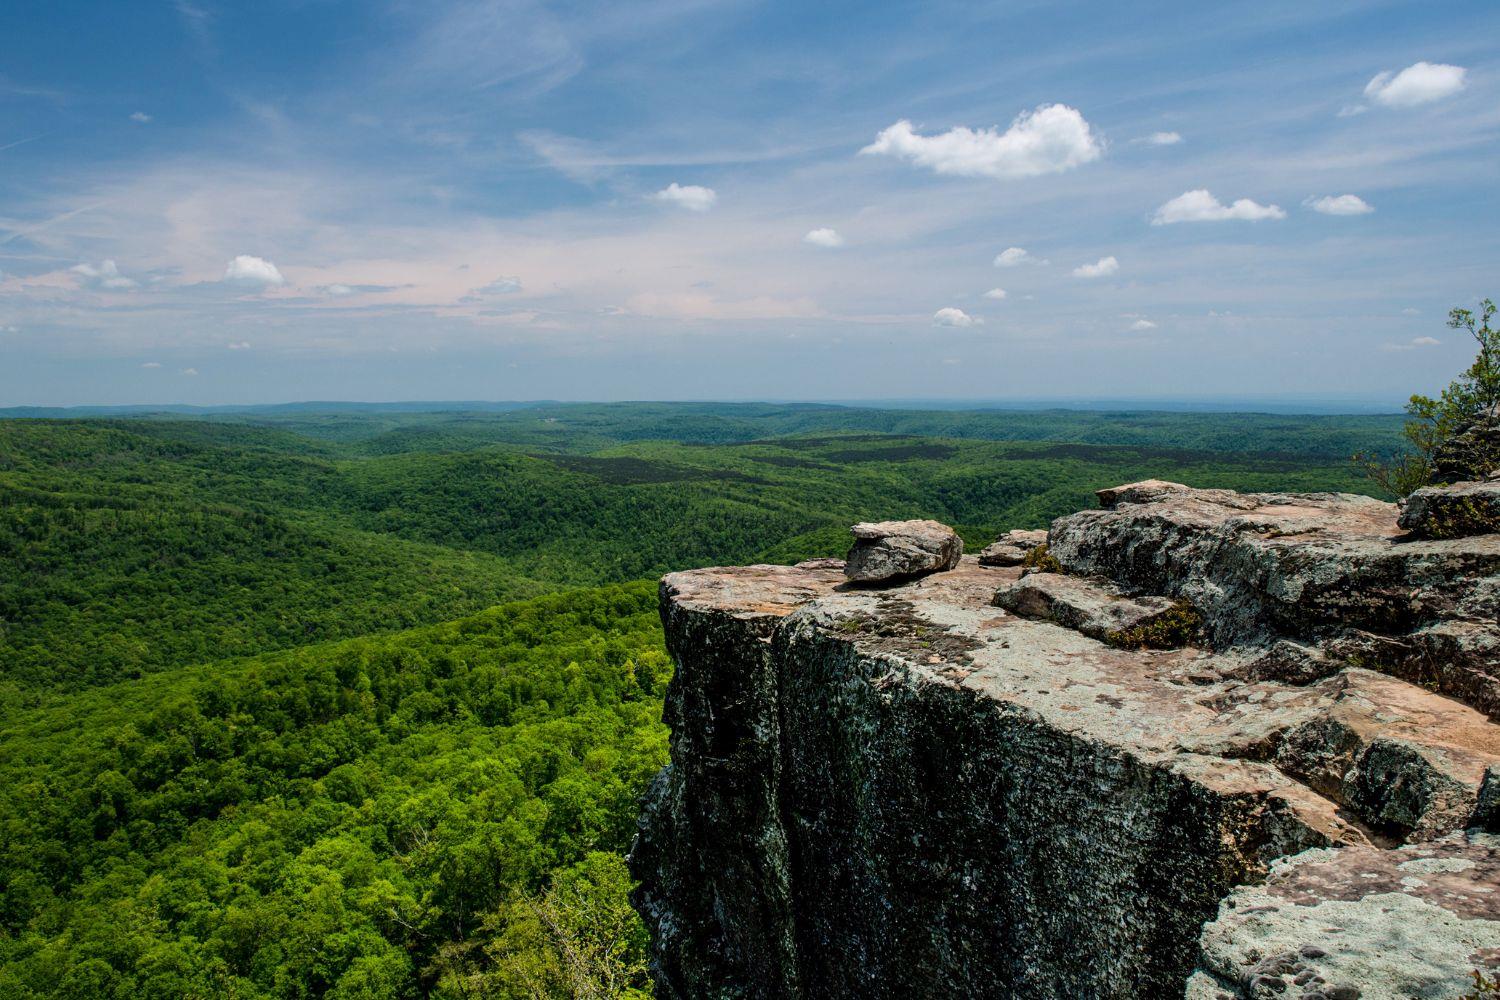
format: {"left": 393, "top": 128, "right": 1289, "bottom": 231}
{"left": 71, "top": 259, "right": 138, "bottom": 290}
{"left": 803, "top": 227, "right": 845, "bottom": 248}
{"left": 933, "top": 307, "right": 980, "bottom": 327}
{"left": 1139, "top": 131, "right": 1182, "bottom": 146}
{"left": 1152, "top": 189, "right": 1285, "bottom": 225}
{"left": 129, "top": 111, "right": 152, "bottom": 123}
{"left": 983, "top": 288, "right": 1007, "bottom": 300}
{"left": 993, "top": 247, "right": 1041, "bottom": 267}
{"left": 1364, "top": 62, "right": 1466, "bottom": 108}
{"left": 223, "top": 254, "right": 286, "bottom": 287}
{"left": 1072, "top": 256, "right": 1119, "bottom": 279}
{"left": 653, "top": 182, "right": 717, "bottom": 211}
{"left": 1304, "top": 194, "right": 1374, "bottom": 216}
{"left": 181, "top": 367, "right": 199, "bottom": 376}
{"left": 861, "top": 104, "right": 1102, "bottom": 180}
{"left": 1129, "top": 319, "right": 1157, "bottom": 331}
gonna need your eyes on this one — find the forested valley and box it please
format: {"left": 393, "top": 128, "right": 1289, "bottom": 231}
{"left": 0, "top": 402, "right": 1400, "bottom": 999}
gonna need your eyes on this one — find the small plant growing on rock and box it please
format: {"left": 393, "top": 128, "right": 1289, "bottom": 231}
{"left": 1459, "top": 968, "right": 1500, "bottom": 1000}
{"left": 1355, "top": 297, "right": 1499, "bottom": 497}
{"left": 1019, "top": 544, "right": 1064, "bottom": 576}
{"left": 1105, "top": 601, "right": 1204, "bottom": 650}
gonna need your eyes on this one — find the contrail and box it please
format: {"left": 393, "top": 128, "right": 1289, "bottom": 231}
{"left": 0, "top": 133, "right": 47, "bottom": 153}
{"left": 0, "top": 201, "right": 109, "bottom": 247}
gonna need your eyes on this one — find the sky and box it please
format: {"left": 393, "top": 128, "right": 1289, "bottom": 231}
{"left": 1, "top": 0, "right": 1497, "bottom": 407}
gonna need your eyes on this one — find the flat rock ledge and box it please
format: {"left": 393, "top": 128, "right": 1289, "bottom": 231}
{"left": 843, "top": 519, "right": 963, "bottom": 582}
{"left": 630, "top": 482, "right": 1500, "bottom": 1000}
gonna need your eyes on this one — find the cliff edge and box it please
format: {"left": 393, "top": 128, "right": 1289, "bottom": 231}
{"left": 630, "top": 481, "right": 1500, "bottom": 999}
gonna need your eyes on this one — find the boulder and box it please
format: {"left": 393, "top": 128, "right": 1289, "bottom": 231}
{"left": 976, "top": 528, "right": 1048, "bottom": 566}
{"left": 1399, "top": 479, "right": 1500, "bottom": 539}
{"left": 843, "top": 519, "right": 962, "bottom": 582}
{"left": 1096, "top": 479, "right": 1194, "bottom": 509}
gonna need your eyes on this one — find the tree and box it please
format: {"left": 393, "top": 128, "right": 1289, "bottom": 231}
{"left": 1356, "top": 298, "right": 1499, "bottom": 496}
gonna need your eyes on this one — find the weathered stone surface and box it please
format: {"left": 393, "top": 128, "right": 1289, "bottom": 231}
{"left": 632, "top": 485, "right": 1500, "bottom": 999}
{"left": 843, "top": 519, "right": 962, "bottom": 582}
{"left": 1187, "top": 832, "right": 1500, "bottom": 1000}
{"left": 993, "top": 571, "right": 1188, "bottom": 645}
{"left": 976, "top": 528, "right": 1048, "bottom": 566}
{"left": 1433, "top": 404, "right": 1500, "bottom": 484}
{"left": 1047, "top": 483, "right": 1500, "bottom": 713}
{"left": 1097, "top": 478, "right": 1195, "bottom": 508}
{"left": 1400, "top": 479, "right": 1500, "bottom": 539}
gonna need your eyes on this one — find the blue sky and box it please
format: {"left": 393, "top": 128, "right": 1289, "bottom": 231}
{"left": 1, "top": 0, "right": 1497, "bottom": 406}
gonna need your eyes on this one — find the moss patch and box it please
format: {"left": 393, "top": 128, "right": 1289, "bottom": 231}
{"left": 1105, "top": 601, "right": 1204, "bottom": 650}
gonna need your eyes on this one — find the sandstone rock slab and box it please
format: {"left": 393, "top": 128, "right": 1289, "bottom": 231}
{"left": 992, "top": 571, "right": 1193, "bottom": 647}
{"left": 843, "top": 519, "right": 962, "bottom": 582}
{"left": 1188, "top": 832, "right": 1500, "bottom": 1000}
{"left": 977, "top": 528, "right": 1048, "bottom": 566}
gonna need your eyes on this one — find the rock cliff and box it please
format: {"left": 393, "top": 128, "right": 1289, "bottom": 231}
{"left": 630, "top": 482, "right": 1500, "bottom": 999}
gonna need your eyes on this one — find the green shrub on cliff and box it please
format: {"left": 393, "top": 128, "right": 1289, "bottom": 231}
{"left": 1356, "top": 298, "right": 1499, "bottom": 496}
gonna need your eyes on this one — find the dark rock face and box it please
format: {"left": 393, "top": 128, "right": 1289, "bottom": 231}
{"left": 843, "top": 520, "right": 963, "bottom": 582}
{"left": 631, "top": 485, "right": 1500, "bottom": 999}
{"left": 1432, "top": 404, "right": 1500, "bottom": 484}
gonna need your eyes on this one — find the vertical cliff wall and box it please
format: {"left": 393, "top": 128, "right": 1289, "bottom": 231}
{"left": 631, "top": 483, "right": 1500, "bottom": 999}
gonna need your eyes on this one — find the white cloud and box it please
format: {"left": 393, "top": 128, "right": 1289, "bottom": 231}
{"left": 1140, "top": 131, "right": 1182, "bottom": 146}
{"left": 71, "top": 259, "right": 138, "bottom": 290}
{"left": 1152, "top": 189, "right": 1285, "bottom": 225}
{"left": 181, "top": 367, "right": 200, "bottom": 376}
{"left": 141, "top": 361, "right": 162, "bottom": 368}
{"left": 476, "top": 276, "right": 522, "bottom": 294}
{"left": 1072, "top": 256, "right": 1119, "bottom": 279}
{"left": 227, "top": 341, "right": 251, "bottom": 350}
{"left": 325, "top": 283, "right": 355, "bottom": 296}
{"left": 1364, "top": 62, "right": 1466, "bottom": 108}
{"left": 1382, "top": 336, "right": 1441, "bottom": 351}
{"left": 861, "top": 104, "right": 1102, "bottom": 180}
{"left": 993, "top": 247, "right": 1041, "bottom": 268}
{"left": 224, "top": 254, "right": 286, "bottom": 287}
{"left": 983, "top": 287, "right": 1007, "bottom": 300}
{"left": 933, "top": 307, "right": 980, "bottom": 327}
{"left": 1129, "top": 319, "right": 1157, "bottom": 331}
{"left": 1304, "top": 194, "right": 1374, "bottom": 216}
{"left": 1401, "top": 307, "right": 1421, "bottom": 316}
{"left": 129, "top": 111, "right": 152, "bottom": 123}
{"left": 653, "top": 182, "right": 716, "bottom": 211}
{"left": 803, "top": 227, "right": 845, "bottom": 248}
